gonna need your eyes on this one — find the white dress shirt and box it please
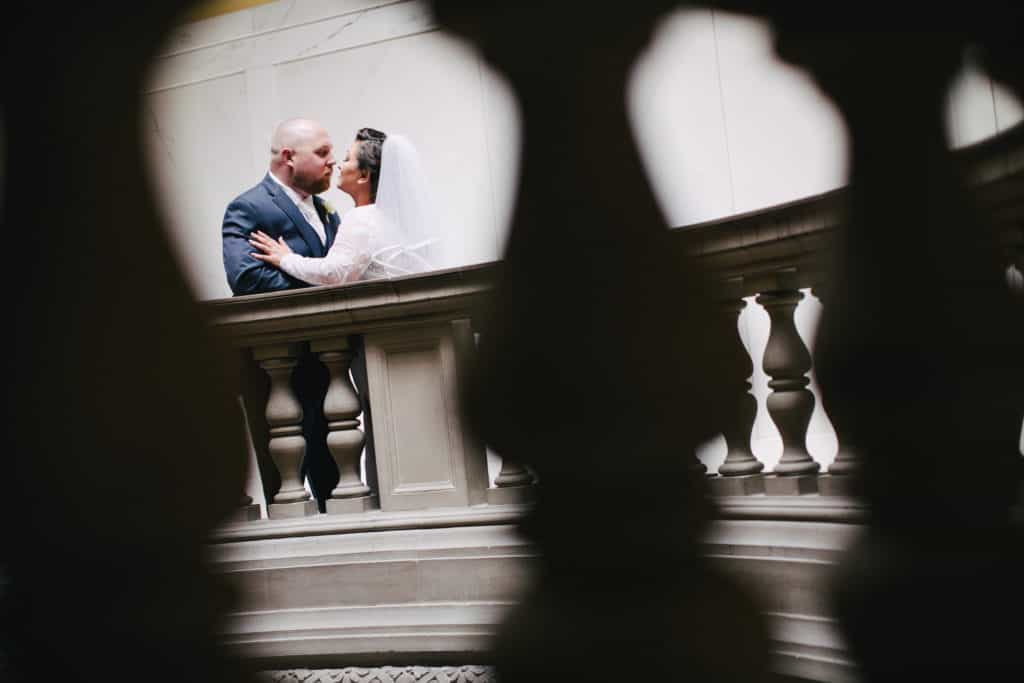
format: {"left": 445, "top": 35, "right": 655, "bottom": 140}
{"left": 268, "top": 171, "right": 327, "bottom": 246}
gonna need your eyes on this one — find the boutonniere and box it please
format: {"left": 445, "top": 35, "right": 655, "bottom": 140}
{"left": 322, "top": 199, "right": 336, "bottom": 217}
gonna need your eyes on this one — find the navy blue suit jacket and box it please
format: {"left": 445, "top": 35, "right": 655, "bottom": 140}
{"left": 222, "top": 174, "right": 340, "bottom": 295}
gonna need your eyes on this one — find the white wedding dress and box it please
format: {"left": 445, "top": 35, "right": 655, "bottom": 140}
{"left": 278, "top": 205, "right": 430, "bottom": 285}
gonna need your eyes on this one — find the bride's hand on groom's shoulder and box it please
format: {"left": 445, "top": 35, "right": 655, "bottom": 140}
{"left": 249, "top": 230, "right": 293, "bottom": 267}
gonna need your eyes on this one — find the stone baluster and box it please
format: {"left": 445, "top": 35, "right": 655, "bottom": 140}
{"left": 494, "top": 459, "right": 535, "bottom": 487}
{"left": 452, "top": 318, "right": 536, "bottom": 505}
{"left": 486, "top": 455, "right": 537, "bottom": 505}
{"left": 312, "top": 337, "right": 376, "bottom": 514}
{"left": 232, "top": 493, "right": 261, "bottom": 523}
{"left": 757, "top": 276, "right": 820, "bottom": 495}
{"left": 255, "top": 344, "right": 316, "bottom": 518}
{"left": 809, "top": 284, "right": 861, "bottom": 497}
{"left": 230, "top": 395, "right": 263, "bottom": 521}
{"left": 711, "top": 279, "right": 764, "bottom": 495}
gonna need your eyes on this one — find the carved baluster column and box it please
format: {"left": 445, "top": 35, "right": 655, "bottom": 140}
{"left": 811, "top": 284, "right": 861, "bottom": 497}
{"left": 312, "top": 337, "right": 376, "bottom": 514}
{"left": 710, "top": 279, "right": 764, "bottom": 495}
{"left": 486, "top": 456, "right": 537, "bottom": 505}
{"left": 494, "top": 459, "right": 535, "bottom": 487}
{"left": 255, "top": 344, "right": 316, "bottom": 518}
{"left": 229, "top": 395, "right": 262, "bottom": 522}
{"left": 455, "top": 319, "right": 536, "bottom": 505}
{"left": 757, "top": 275, "right": 820, "bottom": 495}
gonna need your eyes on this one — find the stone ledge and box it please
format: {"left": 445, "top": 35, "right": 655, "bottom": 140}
{"left": 226, "top": 602, "right": 513, "bottom": 665}
{"left": 767, "top": 612, "right": 861, "bottom": 683}
{"left": 715, "top": 495, "right": 867, "bottom": 523}
{"left": 212, "top": 503, "right": 531, "bottom": 544}
{"left": 213, "top": 520, "right": 861, "bottom": 675}
{"left": 213, "top": 495, "right": 868, "bottom": 545}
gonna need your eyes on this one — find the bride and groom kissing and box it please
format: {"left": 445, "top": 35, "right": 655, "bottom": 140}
{"left": 222, "top": 118, "right": 437, "bottom": 297}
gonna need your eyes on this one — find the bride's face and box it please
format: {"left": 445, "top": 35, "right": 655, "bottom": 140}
{"left": 337, "top": 140, "right": 367, "bottom": 199}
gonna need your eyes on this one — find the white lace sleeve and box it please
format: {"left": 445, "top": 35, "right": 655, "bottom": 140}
{"left": 278, "top": 212, "right": 372, "bottom": 285}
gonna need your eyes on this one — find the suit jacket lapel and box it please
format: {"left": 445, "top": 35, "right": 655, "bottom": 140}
{"left": 262, "top": 174, "right": 325, "bottom": 257}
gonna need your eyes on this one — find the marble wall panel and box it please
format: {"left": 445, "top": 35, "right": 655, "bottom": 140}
{"left": 149, "top": 1, "right": 435, "bottom": 91}
{"left": 710, "top": 10, "right": 848, "bottom": 215}
{"left": 476, "top": 61, "right": 521, "bottom": 259}
{"left": 629, "top": 8, "right": 735, "bottom": 226}
{"left": 145, "top": 71, "right": 251, "bottom": 299}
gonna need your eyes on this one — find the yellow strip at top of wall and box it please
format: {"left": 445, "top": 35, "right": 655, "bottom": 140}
{"left": 183, "top": 0, "right": 277, "bottom": 23}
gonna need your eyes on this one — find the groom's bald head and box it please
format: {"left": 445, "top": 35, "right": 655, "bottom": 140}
{"left": 269, "top": 118, "right": 335, "bottom": 196}
{"left": 271, "top": 118, "right": 323, "bottom": 156}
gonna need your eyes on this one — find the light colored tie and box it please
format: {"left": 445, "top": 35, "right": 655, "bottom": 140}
{"left": 300, "top": 200, "right": 326, "bottom": 245}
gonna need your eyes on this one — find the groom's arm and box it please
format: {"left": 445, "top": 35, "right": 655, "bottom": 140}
{"left": 222, "top": 198, "right": 300, "bottom": 295}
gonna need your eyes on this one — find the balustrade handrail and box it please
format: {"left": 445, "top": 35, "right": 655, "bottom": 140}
{"left": 675, "top": 119, "right": 1024, "bottom": 298}
{"left": 203, "top": 261, "right": 499, "bottom": 346}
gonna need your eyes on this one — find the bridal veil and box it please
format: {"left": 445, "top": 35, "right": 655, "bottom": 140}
{"left": 372, "top": 133, "right": 444, "bottom": 275}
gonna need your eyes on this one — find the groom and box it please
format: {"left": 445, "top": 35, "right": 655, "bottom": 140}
{"left": 223, "top": 118, "right": 343, "bottom": 512}
{"left": 223, "top": 118, "right": 340, "bottom": 294}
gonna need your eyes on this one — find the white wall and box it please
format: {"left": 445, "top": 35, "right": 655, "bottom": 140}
{"left": 629, "top": 8, "right": 1024, "bottom": 228}
{"left": 145, "top": 2, "right": 1023, "bottom": 301}
{"left": 145, "top": 0, "right": 521, "bottom": 300}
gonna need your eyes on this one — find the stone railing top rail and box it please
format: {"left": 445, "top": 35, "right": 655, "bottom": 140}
{"left": 676, "top": 120, "right": 1024, "bottom": 296}
{"left": 203, "top": 261, "right": 498, "bottom": 347}
{"left": 203, "top": 122, "right": 1024, "bottom": 339}
{"left": 676, "top": 188, "right": 846, "bottom": 295}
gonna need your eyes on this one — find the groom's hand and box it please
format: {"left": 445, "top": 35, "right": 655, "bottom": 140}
{"left": 249, "top": 230, "right": 294, "bottom": 267}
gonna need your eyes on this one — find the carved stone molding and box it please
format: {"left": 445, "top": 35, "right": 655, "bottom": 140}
{"left": 258, "top": 666, "right": 497, "bottom": 683}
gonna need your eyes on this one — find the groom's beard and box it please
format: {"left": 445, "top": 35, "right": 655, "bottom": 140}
{"left": 293, "top": 171, "right": 331, "bottom": 196}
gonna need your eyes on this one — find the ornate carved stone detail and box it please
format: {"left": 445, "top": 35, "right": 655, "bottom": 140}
{"left": 258, "top": 666, "right": 497, "bottom": 683}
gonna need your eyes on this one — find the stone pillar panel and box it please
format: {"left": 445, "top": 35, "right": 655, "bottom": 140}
{"left": 365, "top": 325, "right": 472, "bottom": 511}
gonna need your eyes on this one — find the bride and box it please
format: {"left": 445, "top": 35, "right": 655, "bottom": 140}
{"left": 249, "top": 127, "right": 439, "bottom": 284}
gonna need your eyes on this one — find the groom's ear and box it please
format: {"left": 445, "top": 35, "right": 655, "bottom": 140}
{"left": 281, "top": 148, "right": 295, "bottom": 166}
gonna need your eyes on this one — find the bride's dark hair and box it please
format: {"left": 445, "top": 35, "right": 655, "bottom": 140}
{"left": 355, "top": 127, "right": 387, "bottom": 201}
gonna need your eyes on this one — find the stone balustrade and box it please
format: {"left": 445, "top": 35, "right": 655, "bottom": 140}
{"left": 202, "top": 122, "right": 1024, "bottom": 683}
{"left": 205, "top": 120, "right": 1024, "bottom": 526}
{"left": 678, "top": 120, "right": 1024, "bottom": 503}
{"left": 205, "top": 264, "right": 541, "bottom": 524}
